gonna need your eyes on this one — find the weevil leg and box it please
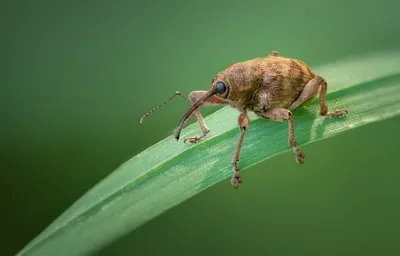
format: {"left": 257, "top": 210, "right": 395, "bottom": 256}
{"left": 231, "top": 111, "right": 250, "bottom": 189}
{"left": 184, "top": 90, "right": 229, "bottom": 144}
{"left": 256, "top": 108, "right": 305, "bottom": 164}
{"left": 288, "top": 76, "right": 348, "bottom": 117}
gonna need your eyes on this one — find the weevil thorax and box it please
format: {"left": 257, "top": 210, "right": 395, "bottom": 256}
{"left": 212, "top": 60, "right": 263, "bottom": 110}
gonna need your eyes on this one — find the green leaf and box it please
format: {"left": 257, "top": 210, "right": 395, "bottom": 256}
{"left": 18, "top": 50, "right": 400, "bottom": 256}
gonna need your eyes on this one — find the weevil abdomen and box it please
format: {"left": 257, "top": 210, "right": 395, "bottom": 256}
{"left": 258, "top": 56, "right": 316, "bottom": 110}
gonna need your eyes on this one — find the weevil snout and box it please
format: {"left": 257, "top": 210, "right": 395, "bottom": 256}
{"left": 174, "top": 79, "right": 228, "bottom": 140}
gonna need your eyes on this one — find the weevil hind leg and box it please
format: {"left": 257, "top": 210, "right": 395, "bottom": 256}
{"left": 288, "top": 76, "right": 348, "bottom": 117}
{"left": 183, "top": 91, "right": 229, "bottom": 144}
{"left": 256, "top": 108, "right": 305, "bottom": 164}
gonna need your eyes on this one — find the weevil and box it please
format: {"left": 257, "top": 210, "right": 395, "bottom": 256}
{"left": 140, "top": 51, "right": 348, "bottom": 189}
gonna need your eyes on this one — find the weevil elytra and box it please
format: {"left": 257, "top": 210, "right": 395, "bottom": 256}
{"left": 140, "top": 51, "right": 348, "bottom": 189}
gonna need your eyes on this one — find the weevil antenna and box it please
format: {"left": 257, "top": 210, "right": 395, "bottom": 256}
{"left": 139, "top": 91, "right": 188, "bottom": 123}
{"left": 174, "top": 89, "right": 217, "bottom": 140}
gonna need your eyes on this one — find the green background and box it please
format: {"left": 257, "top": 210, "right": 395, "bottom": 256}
{"left": 1, "top": 0, "right": 400, "bottom": 255}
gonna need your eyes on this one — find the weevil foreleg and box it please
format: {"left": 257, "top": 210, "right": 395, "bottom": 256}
{"left": 184, "top": 90, "right": 229, "bottom": 144}
{"left": 256, "top": 108, "right": 305, "bottom": 164}
{"left": 288, "top": 76, "right": 348, "bottom": 117}
{"left": 231, "top": 111, "right": 250, "bottom": 189}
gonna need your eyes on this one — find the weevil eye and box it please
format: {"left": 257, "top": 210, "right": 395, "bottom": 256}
{"left": 215, "top": 82, "right": 226, "bottom": 94}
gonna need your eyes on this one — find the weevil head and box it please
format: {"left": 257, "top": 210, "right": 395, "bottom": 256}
{"left": 174, "top": 72, "right": 231, "bottom": 140}
{"left": 174, "top": 62, "right": 263, "bottom": 140}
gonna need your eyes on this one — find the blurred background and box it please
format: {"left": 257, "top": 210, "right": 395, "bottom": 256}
{"left": 1, "top": 0, "right": 400, "bottom": 255}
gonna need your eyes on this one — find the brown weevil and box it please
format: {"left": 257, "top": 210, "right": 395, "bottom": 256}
{"left": 140, "top": 51, "right": 348, "bottom": 189}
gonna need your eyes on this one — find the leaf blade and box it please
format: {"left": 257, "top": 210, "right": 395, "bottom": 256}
{"left": 18, "top": 50, "right": 400, "bottom": 256}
